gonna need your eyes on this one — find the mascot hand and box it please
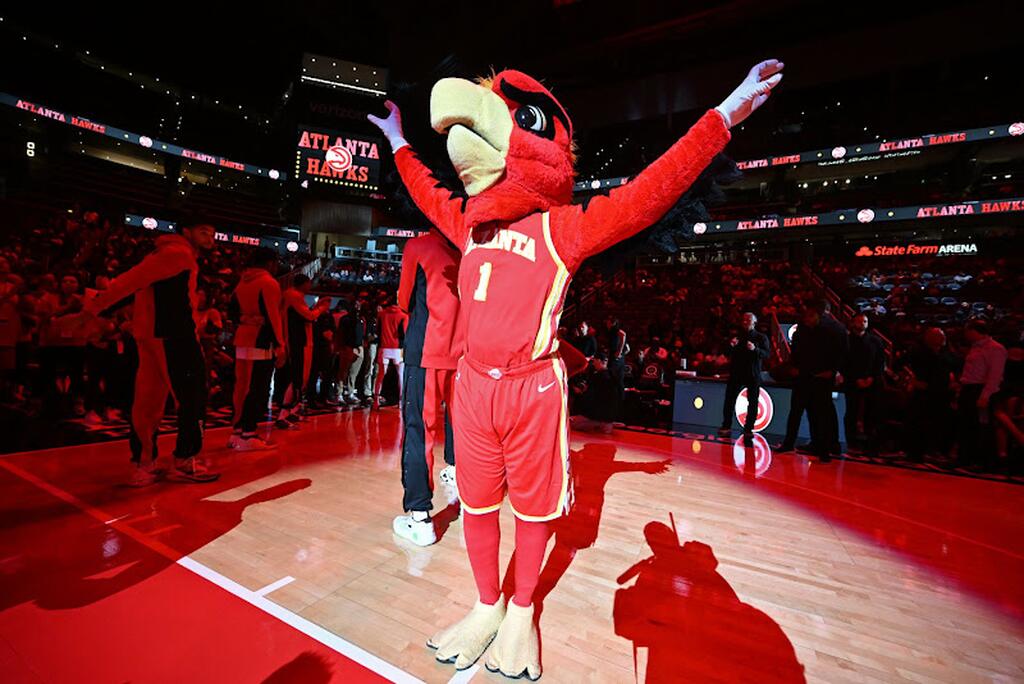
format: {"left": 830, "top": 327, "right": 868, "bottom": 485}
{"left": 715, "top": 59, "right": 784, "bottom": 129}
{"left": 367, "top": 100, "right": 408, "bottom": 151}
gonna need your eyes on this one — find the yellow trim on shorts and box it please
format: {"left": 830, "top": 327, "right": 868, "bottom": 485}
{"left": 509, "top": 358, "right": 571, "bottom": 522}
{"left": 459, "top": 497, "right": 504, "bottom": 516}
{"left": 531, "top": 213, "right": 571, "bottom": 360}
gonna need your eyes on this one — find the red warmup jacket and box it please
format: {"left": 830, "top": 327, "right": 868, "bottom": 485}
{"left": 394, "top": 109, "right": 730, "bottom": 368}
{"left": 85, "top": 234, "right": 198, "bottom": 340}
{"left": 378, "top": 304, "right": 407, "bottom": 349}
{"left": 232, "top": 267, "right": 285, "bottom": 350}
{"left": 397, "top": 230, "right": 463, "bottom": 369}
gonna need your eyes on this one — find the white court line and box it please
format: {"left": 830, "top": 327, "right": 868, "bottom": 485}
{"left": 104, "top": 513, "right": 130, "bottom": 525}
{"left": 0, "top": 457, "right": 424, "bottom": 684}
{"left": 179, "top": 557, "right": 424, "bottom": 684}
{"left": 446, "top": 664, "right": 481, "bottom": 683}
{"left": 255, "top": 575, "right": 295, "bottom": 597}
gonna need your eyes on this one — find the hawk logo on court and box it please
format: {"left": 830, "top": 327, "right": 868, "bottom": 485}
{"left": 732, "top": 433, "right": 773, "bottom": 478}
{"left": 735, "top": 387, "right": 773, "bottom": 433}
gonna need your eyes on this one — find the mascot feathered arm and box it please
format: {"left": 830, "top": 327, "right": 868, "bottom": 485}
{"left": 370, "top": 102, "right": 469, "bottom": 248}
{"left": 553, "top": 60, "right": 783, "bottom": 270}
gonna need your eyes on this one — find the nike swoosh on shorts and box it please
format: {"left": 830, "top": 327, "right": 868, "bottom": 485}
{"left": 538, "top": 382, "right": 557, "bottom": 393}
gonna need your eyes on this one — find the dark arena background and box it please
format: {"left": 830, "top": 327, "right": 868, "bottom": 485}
{"left": 1, "top": 2, "right": 1023, "bottom": 682}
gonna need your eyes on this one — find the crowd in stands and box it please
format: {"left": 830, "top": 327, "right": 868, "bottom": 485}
{"left": 318, "top": 257, "right": 401, "bottom": 290}
{"left": 0, "top": 203, "right": 311, "bottom": 430}
{"left": 562, "top": 255, "right": 1023, "bottom": 475}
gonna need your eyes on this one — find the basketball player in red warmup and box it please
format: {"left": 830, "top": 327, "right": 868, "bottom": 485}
{"left": 370, "top": 60, "right": 783, "bottom": 678}
{"left": 228, "top": 248, "right": 286, "bottom": 451}
{"left": 70, "top": 220, "right": 220, "bottom": 486}
{"left": 392, "top": 228, "right": 463, "bottom": 546}
{"left": 374, "top": 294, "right": 408, "bottom": 407}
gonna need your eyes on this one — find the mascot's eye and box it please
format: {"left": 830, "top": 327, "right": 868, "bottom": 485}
{"left": 514, "top": 105, "right": 550, "bottom": 136}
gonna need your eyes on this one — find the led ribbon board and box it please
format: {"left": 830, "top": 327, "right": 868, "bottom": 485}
{"left": 690, "top": 197, "right": 1024, "bottom": 236}
{"left": 124, "top": 214, "right": 306, "bottom": 254}
{"left": 573, "top": 121, "right": 1024, "bottom": 193}
{"left": 295, "top": 125, "right": 381, "bottom": 192}
{"left": 3, "top": 92, "right": 284, "bottom": 181}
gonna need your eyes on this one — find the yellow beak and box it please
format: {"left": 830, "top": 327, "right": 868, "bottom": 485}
{"left": 430, "top": 78, "right": 512, "bottom": 196}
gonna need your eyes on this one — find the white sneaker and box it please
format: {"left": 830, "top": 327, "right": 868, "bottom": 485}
{"left": 226, "top": 432, "right": 242, "bottom": 449}
{"left": 83, "top": 410, "right": 104, "bottom": 426}
{"left": 393, "top": 514, "right": 436, "bottom": 547}
{"left": 128, "top": 461, "right": 160, "bottom": 487}
{"left": 234, "top": 435, "right": 278, "bottom": 451}
{"left": 439, "top": 465, "right": 459, "bottom": 505}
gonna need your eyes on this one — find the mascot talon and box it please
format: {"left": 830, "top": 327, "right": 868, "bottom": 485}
{"left": 484, "top": 601, "right": 541, "bottom": 681}
{"left": 427, "top": 599, "right": 506, "bottom": 670}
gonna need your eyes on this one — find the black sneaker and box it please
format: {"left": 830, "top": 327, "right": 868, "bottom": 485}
{"left": 795, "top": 444, "right": 816, "bottom": 455}
{"left": 717, "top": 426, "right": 732, "bottom": 437}
{"left": 773, "top": 443, "right": 794, "bottom": 453}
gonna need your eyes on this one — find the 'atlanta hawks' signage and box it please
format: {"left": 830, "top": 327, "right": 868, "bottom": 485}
{"left": 295, "top": 125, "right": 381, "bottom": 191}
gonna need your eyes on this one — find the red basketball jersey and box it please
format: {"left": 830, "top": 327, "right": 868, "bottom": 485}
{"left": 458, "top": 212, "right": 570, "bottom": 369}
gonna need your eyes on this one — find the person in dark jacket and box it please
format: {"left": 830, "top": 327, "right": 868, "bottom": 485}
{"left": 569, "top": 321, "right": 597, "bottom": 359}
{"left": 841, "top": 314, "right": 886, "bottom": 456}
{"left": 307, "top": 296, "right": 337, "bottom": 408}
{"left": 901, "top": 327, "right": 955, "bottom": 462}
{"left": 719, "top": 312, "right": 770, "bottom": 436}
{"left": 778, "top": 299, "right": 848, "bottom": 461}
{"left": 274, "top": 275, "right": 318, "bottom": 426}
{"left": 338, "top": 298, "right": 367, "bottom": 404}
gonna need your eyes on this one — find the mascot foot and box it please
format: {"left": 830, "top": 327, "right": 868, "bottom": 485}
{"left": 484, "top": 601, "right": 541, "bottom": 680}
{"left": 427, "top": 599, "right": 506, "bottom": 670}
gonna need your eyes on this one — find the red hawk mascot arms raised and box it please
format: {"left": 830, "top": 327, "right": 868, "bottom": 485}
{"left": 369, "top": 59, "right": 783, "bottom": 680}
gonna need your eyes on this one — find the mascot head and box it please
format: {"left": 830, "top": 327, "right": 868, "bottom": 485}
{"left": 430, "top": 70, "right": 575, "bottom": 222}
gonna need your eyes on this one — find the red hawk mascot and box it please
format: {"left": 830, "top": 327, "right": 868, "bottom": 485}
{"left": 370, "top": 59, "right": 783, "bottom": 680}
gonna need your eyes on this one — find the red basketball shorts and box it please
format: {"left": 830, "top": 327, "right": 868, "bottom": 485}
{"left": 453, "top": 355, "right": 573, "bottom": 522}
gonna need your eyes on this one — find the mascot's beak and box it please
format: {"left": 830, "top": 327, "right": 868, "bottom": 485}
{"left": 430, "top": 78, "right": 513, "bottom": 196}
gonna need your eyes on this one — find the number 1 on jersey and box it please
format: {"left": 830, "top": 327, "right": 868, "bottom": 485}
{"left": 474, "top": 262, "right": 493, "bottom": 302}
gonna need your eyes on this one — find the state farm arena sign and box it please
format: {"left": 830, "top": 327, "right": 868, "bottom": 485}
{"left": 735, "top": 387, "right": 774, "bottom": 433}
{"left": 854, "top": 242, "right": 979, "bottom": 258}
{"left": 296, "top": 126, "right": 381, "bottom": 191}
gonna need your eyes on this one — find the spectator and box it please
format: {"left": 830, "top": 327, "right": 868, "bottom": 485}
{"left": 781, "top": 300, "right": 847, "bottom": 462}
{"left": 954, "top": 318, "right": 1007, "bottom": 469}
{"left": 841, "top": 314, "right": 886, "bottom": 456}
{"left": 719, "top": 312, "right": 770, "bottom": 437}
{"left": 900, "top": 327, "right": 956, "bottom": 463}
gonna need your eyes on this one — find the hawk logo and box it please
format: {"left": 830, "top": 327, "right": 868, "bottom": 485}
{"left": 325, "top": 145, "right": 354, "bottom": 173}
{"left": 735, "top": 387, "right": 774, "bottom": 433}
{"left": 732, "top": 433, "right": 773, "bottom": 478}
{"left": 855, "top": 246, "right": 874, "bottom": 257}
